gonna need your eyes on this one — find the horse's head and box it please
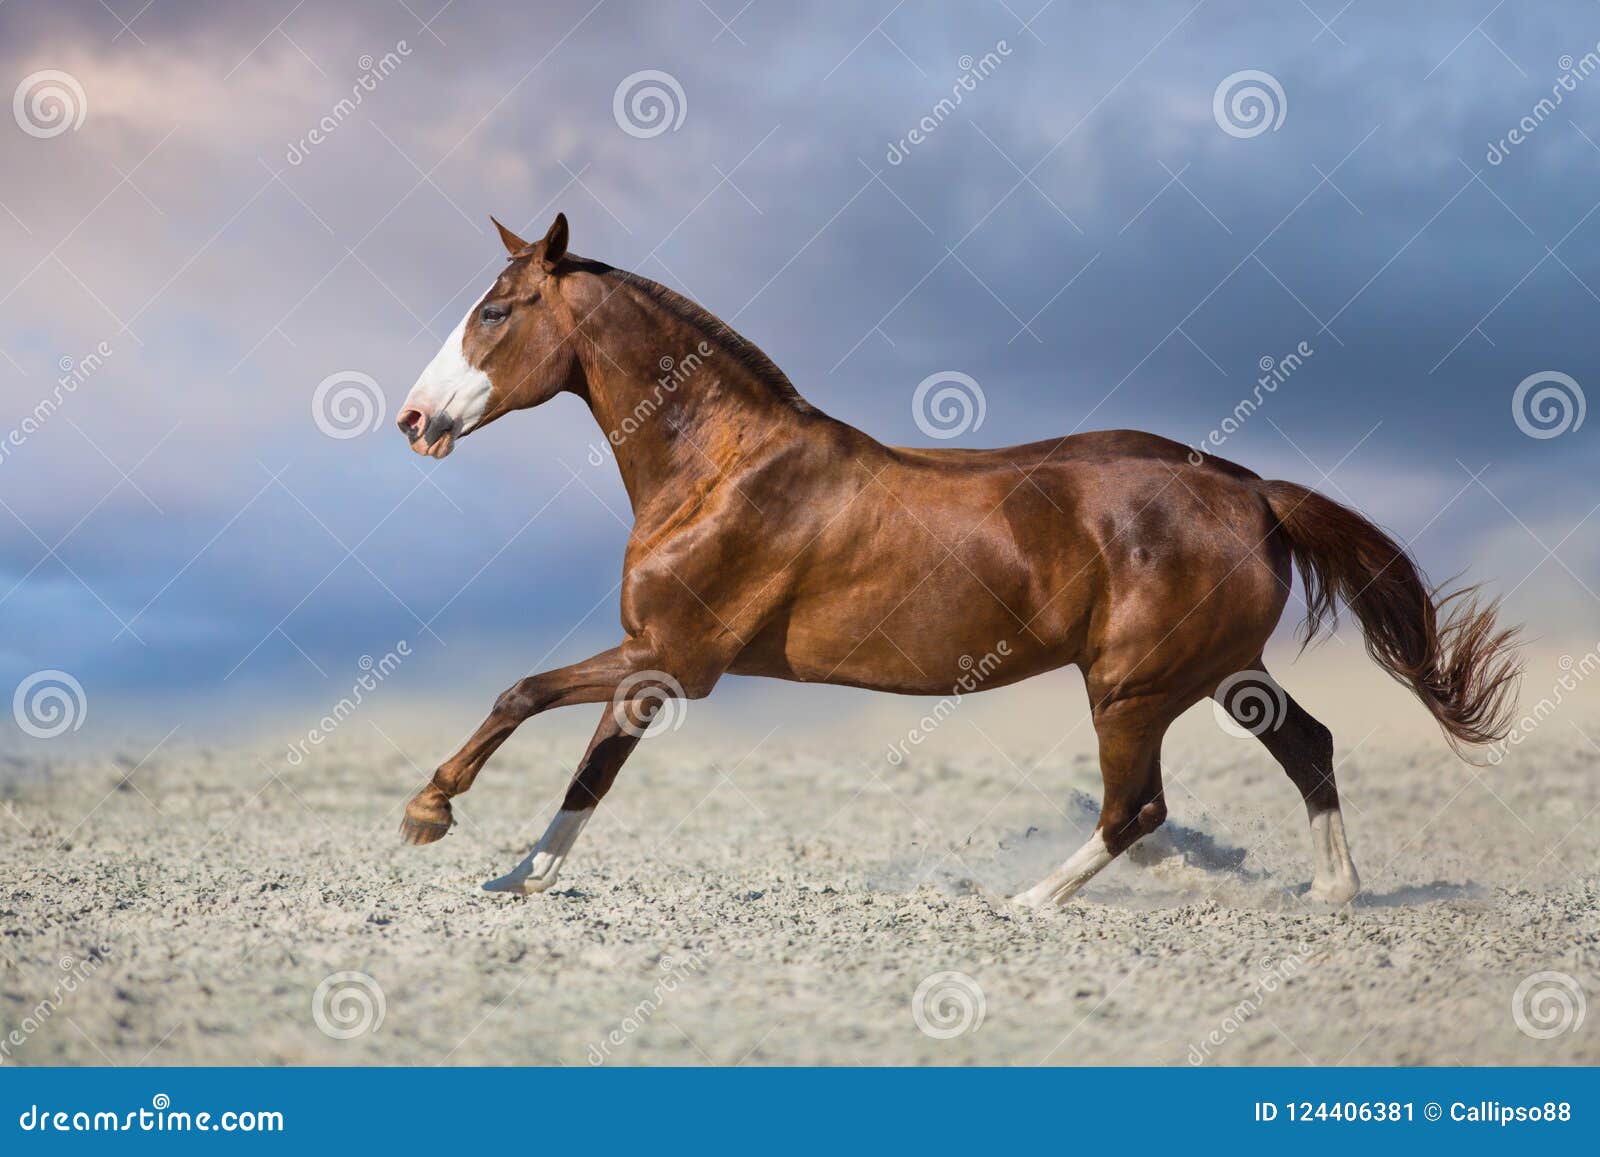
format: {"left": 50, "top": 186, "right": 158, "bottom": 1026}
{"left": 397, "top": 213, "right": 582, "bottom": 458}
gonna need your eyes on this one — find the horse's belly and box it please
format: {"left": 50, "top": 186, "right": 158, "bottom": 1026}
{"left": 733, "top": 564, "right": 1083, "bottom": 694}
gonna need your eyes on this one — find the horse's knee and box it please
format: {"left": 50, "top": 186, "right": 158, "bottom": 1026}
{"left": 494, "top": 677, "right": 541, "bottom": 718}
{"left": 1138, "top": 794, "right": 1167, "bottom": 833}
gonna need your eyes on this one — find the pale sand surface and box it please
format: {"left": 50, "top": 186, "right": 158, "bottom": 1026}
{"left": 1, "top": 723, "right": 1595, "bottom": 1066}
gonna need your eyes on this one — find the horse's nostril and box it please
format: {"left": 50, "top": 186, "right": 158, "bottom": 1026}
{"left": 421, "top": 410, "right": 456, "bottom": 447}
{"left": 397, "top": 407, "right": 427, "bottom": 438}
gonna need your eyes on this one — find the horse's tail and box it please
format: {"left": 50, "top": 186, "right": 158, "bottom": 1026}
{"left": 1257, "top": 479, "right": 1521, "bottom": 753}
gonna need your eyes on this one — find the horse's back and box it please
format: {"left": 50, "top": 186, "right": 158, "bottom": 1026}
{"left": 884, "top": 428, "right": 1261, "bottom": 480}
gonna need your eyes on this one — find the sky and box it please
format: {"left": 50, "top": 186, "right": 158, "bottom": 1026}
{"left": 1, "top": 0, "right": 1598, "bottom": 752}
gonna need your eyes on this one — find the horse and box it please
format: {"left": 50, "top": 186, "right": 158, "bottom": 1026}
{"left": 394, "top": 212, "right": 1520, "bottom": 907}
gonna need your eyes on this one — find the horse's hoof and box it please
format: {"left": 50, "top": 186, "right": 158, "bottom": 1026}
{"left": 400, "top": 815, "right": 451, "bottom": 845}
{"left": 482, "top": 850, "right": 564, "bottom": 895}
{"left": 399, "top": 789, "right": 453, "bottom": 846}
{"left": 481, "top": 872, "right": 530, "bottom": 895}
{"left": 1308, "top": 878, "right": 1360, "bottom": 905}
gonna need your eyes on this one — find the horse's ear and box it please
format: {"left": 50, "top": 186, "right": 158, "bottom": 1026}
{"left": 491, "top": 216, "right": 530, "bottom": 257}
{"left": 538, "top": 212, "right": 569, "bottom": 270}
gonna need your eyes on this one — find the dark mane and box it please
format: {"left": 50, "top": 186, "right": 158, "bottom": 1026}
{"left": 596, "top": 264, "right": 816, "bottom": 412}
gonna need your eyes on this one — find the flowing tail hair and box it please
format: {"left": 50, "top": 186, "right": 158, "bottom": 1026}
{"left": 1257, "top": 480, "right": 1521, "bottom": 754}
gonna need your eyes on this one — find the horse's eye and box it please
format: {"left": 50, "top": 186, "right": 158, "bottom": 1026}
{"left": 479, "top": 304, "right": 509, "bottom": 324}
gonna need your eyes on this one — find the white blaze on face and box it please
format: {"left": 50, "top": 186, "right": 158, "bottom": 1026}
{"left": 403, "top": 310, "right": 494, "bottom": 444}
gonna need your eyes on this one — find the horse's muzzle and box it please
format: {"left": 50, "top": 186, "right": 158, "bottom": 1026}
{"left": 396, "top": 404, "right": 457, "bottom": 459}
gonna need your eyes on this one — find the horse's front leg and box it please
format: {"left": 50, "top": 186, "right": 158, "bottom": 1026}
{"left": 481, "top": 699, "right": 654, "bottom": 894}
{"left": 399, "top": 641, "right": 646, "bottom": 844}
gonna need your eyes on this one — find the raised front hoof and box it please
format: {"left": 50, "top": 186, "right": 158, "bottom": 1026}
{"left": 399, "top": 791, "right": 454, "bottom": 846}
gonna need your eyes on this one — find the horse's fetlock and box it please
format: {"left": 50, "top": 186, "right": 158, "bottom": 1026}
{"left": 1137, "top": 796, "right": 1167, "bottom": 833}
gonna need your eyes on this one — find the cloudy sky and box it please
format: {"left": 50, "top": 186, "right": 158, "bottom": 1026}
{"left": 1, "top": 0, "right": 1597, "bottom": 749}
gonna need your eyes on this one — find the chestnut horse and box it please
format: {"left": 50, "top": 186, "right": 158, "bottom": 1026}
{"left": 396, "top": 213, "right": 1519, "bottom": 906}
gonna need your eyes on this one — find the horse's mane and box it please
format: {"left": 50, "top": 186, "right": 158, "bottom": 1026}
{"left": 591, "top": 263, "right": 816, "bottom": 412}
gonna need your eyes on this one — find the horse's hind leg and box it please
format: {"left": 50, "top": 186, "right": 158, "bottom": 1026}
{"left": 1217, "top": 666, "right": 1360, "bottom": 903}
{"left": 482, "top": 703, "right": 646, "bottom": 894}
{"left": 1013, "top": 697, "right": 1170, "bottom": 908}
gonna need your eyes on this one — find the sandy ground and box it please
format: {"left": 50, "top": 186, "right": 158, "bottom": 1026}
{"left": 1, "top": 718, "right": 1596, "bottom": 1067}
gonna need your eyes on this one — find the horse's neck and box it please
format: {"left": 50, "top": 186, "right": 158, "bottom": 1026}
{"left": 576, "top": 305, "right": 806, "bottom": 513}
